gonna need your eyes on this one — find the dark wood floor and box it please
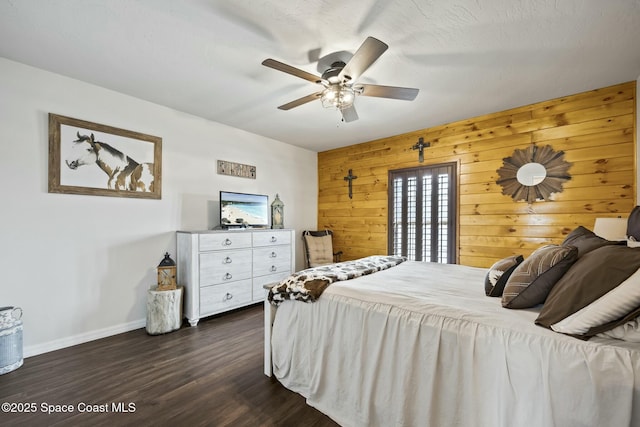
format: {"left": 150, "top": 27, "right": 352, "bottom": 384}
{"left": 0, "top": 304, "right": 339, "bottom": 427}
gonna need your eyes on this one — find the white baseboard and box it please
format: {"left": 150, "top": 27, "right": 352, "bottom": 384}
{"left": 23, "top": 318, "right": 147, "bottom": 358}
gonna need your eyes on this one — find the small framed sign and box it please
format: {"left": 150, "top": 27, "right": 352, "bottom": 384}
{"left": 217, "top": 160, "right": 256, "bottom": 179}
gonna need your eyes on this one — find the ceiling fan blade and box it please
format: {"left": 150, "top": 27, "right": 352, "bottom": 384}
{"left": 341, "top": 105, "right": 359, "bottom": 123}
{"left": 358, "top": 84, "right": 419, "bottom": 100}
{"left": 262, "top": 59, "right": 323, "bottom": 84}
{"left": 338, "top": 37, "right": 388, "bottom": 83}
{"left": 277, "top": 92, "right": 323, "bottom": 110}
{"left": 307, "top": 47, "right": 322, "bottom": 63}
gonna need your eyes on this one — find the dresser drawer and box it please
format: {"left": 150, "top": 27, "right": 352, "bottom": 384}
{"left": 199, "top": 233, "right": 252, "bottom": 251}
{"left": 253, "top": 258, "right": 291, "bottom": 277}
{"left": 253, "top": 247, "right": 291, "bottom": 277}
{"left": 253, "top": 230, "right": 291, "bottom": 247}
{"left": 253, "top": 246, "right": 291, "bottom": 264}
{"left": 253, "top": 272, "right": 291, "bottom": 301}
{"left": 199, "top": 249, "right": 252, "bottom": 285}
{"left": 200, "top": 280, "right": 252, "bottom": 315}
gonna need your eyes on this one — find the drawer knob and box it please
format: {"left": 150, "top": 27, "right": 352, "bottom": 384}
{"left": 223, "top": 238, "right": 232, "bottom": 246}
{"left": 270, "top": 236, "right": 277, "bottom": 243}
{"left": 224, "top": 292, "right": 233, "bottom": 301}
{"left": 224, "top": 273, "right": 233, "bottom": 280}
{"left": 270, "top": 252, "right": 277, "bottom": 258}
{"left": 270, "top": 265, "right": 277, "bottom": 272}
{"left": 224, "top": 256, "right": 232, "bottom": 264}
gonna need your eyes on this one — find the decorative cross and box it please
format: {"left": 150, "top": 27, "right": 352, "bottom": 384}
{"left": 343, "top": 169, "right": 358, "bottom": 199}
{"left": 411, "top": 137, "right": 431, "bottom": 163}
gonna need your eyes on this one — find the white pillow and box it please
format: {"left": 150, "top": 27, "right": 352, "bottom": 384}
{"left": 551, "top": 267, "right": 640, "bottom": 334}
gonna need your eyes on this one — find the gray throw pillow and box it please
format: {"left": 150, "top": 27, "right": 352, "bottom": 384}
{"left": 561, "top": 226, "right": 621, "bottom": 257}
{"left": 536, "top": 245, "right": 640, "bottom": 336}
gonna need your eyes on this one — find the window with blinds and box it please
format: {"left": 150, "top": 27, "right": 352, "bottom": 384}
{"left": 388, "top": 163, "right": 457, "bottom": 263}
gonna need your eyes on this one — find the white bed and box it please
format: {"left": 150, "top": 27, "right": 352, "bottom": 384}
{"left": 264, "top": 260, "right": 640, "bottom": 427}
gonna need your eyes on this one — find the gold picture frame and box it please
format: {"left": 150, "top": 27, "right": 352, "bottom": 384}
{"left": 48, "top": 113, "right": 162, "bottom": 199}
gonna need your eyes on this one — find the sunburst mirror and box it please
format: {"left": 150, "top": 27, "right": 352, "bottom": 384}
{"left": 496, "top": 145, "right": 571, "bottom": 203}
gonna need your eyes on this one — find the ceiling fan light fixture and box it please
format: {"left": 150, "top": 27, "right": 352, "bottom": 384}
{"left": 262, "top": 37, "right": 418, "bottom": 121}
{"left": 321, "top": 85, "right": 355, "bottom": 110}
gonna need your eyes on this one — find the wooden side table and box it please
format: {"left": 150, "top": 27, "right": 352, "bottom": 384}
{"left": 146, "top": 286, "right": 183, "bottom": 335}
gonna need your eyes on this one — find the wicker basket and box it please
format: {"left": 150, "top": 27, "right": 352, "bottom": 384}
{"left": 0, "top": 306, "right": 23, "bottom": 375}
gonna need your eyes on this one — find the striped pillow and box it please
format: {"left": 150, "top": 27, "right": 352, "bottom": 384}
{"left": 502, "top": 245, "right": 578, "bottom": 309}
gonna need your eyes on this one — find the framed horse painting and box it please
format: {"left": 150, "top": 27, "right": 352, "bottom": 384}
{"left": 48, "top": 114, "right": 162, "bottom": 199}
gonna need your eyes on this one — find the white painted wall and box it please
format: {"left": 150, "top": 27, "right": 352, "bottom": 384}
{"left": 0, "top": 58, "right": 318, "bottom": 357}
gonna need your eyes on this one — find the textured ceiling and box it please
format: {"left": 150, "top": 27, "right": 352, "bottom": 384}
{"left": 1, "top": 0, "right": 639, "bottom": 152}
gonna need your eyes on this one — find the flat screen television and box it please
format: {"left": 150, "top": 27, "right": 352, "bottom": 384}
{"left": 220, "top": 191, "right": 269, "bottom": 228}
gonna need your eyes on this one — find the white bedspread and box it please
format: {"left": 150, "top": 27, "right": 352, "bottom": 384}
{"left": 271, "top": 261, "right": 640, "bottom": 427}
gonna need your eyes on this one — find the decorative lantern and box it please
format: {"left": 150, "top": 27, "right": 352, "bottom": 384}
{"left": 157, "top": 252, "right": 177, "bottom": 291}
{"left": 271, "top": 194, "right": 284, "bottom": 229}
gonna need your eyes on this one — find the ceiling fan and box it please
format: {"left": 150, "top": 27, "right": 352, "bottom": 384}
{"left": 262, "top": 36, "right": 419, "bottom": 123}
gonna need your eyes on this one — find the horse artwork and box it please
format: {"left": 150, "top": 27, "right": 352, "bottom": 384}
{"left": 66, "top": 132, "right": 155, "bottom": 192}
{"left": 48, "top": 113, "right": 162, "bottom": 199}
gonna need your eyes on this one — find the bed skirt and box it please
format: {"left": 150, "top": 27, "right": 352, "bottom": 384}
{"left": 270, "top": 261, "right": 640, "bottom": 427}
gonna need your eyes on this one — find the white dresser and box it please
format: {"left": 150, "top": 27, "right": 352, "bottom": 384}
{"left": 177, "top": 229, "right": 295, "bottom": 326}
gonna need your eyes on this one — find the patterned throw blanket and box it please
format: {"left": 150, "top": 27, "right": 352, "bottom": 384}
{"left": 268, "top": 255, "right": 406, "bottom": 305}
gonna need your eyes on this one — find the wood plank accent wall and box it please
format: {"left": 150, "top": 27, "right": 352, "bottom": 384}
{"left": 317, "top": 81, "right": 637, "bottom": 268}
